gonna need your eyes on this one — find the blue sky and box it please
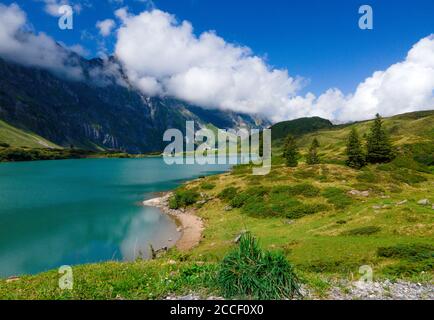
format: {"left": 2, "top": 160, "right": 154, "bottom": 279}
{"left": 3, "top": 0, "right": 433, "bottom": 95}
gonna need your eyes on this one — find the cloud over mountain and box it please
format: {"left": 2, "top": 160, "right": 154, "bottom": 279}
{"left": 0, "top": 3, "right": 432, "bottom": 123}
{"left": 0, "top": 3, "right": 83, "bottom": 79}
{"left": 114, "top": 9, "right": 434, "bottom": 123}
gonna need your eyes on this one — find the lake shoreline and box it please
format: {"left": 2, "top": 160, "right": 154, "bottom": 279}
{"left": 143, "top": 192, "right": 204, "bottom": 252}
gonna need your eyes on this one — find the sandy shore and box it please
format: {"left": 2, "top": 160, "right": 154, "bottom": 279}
{"left": 143, "top": 193, "right": 204, "bottom": 251}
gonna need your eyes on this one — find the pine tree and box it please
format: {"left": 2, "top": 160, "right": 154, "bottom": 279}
{"left": 346, "top": 127, "right": 365, "bottom": 169}
{"left": 283, "top": 135, "right": 299, "bottom": 167}
{"left": 306, "top": 138, "right": 320, "bottom": 165}
{"left": 366, "top": 114, "right": 395, "bottom": 164}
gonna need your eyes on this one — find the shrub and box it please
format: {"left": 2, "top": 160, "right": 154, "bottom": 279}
{"left": 218, "top": 187, "right": 238, "bottom": 201}
{"left": 200, "top": 182, "right": 216, "bottom": 190}
{"left": 285, "top": 203, "right": 329, "bottom": 219}
{"left": 322, "top": 187, "right": 353, "bottom": 210}
{"left": 168, "top": 189, "right": 200, "bottom": 209}
{"left": 377, "top": 244, "right": 433, "bottom": 262}
{"left": 391, "top": 169, "right": 427, "bottom": 185}
{"left": 342, "top": 226, "right": 381, "bottom": 236}
{"left": 272, "top": 183, "right": 320, "bottom": 197}
{"left": 218, "top": 233, "right": 301, "bottom": 300}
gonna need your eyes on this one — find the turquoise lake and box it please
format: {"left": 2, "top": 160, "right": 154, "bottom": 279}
{"left": 0, "top": 158, "right": 231, "bottom": 278}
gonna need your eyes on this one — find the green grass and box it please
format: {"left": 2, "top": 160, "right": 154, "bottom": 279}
{"left": 0, "top": 119, "right": 59, "bottom": 149}
{"left": 1, "top": 110, "right": 433, "bottom": 299}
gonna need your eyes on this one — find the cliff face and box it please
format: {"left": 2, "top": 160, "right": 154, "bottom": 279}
{"left": 0, "top": 56, "right": 268, "bottom": 153}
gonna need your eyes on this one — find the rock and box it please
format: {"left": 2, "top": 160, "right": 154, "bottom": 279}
{"left": 348, "top": 190, "right": 369, "bottom": 197}
{"left": 432, "top": 205, "right": 434, "bottom": 210}
{"left": 417, "top": 199, "right": 430, "bottom": 206}
{"left": 6, "top": 276, "right": 20, "bottom": 283}
{"left": 396, "top": 200, "right": 408, "bottom": 205}
{"left": 372, "top": 205, "right": 382, "bottom": 210}
{"left": 285, "top": 219, "right": 295, "bottom": 225}
{"left": 168, "top": 260, "right": 177, "bottom": 265}
{"left": 176, "top": 227, "right": 183, "bottom": 232}
{"left": 224, "top": 205, "right": 233, "bottom": 211}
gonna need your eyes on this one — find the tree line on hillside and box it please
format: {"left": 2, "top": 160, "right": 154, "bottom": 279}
{"left": 282, "top": 114, "right": 395, "bottom": 168}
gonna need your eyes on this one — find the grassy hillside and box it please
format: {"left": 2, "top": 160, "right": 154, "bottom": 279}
{"left": 0, "top": 119, "right": 59, "bottom": 149}
{"left": 270, "top": 117, "right": 333, "bottom": 141}
{"left": 275, "top": 110, "right": 434, "bottom": 165}
{"left": 1, "top": 111, "right": 433, "bottom": 300}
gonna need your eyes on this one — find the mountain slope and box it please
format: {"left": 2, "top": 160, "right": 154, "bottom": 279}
{"left": 0, "top": 57, "right": 268, "bottom": 153}
{"left": 0, "top": 119, "right": 59, "bottom": 149}
{"left": 270, "top": 117, "right": 333, "bottom": 141}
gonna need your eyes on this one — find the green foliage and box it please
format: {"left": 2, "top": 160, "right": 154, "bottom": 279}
{"left": 345, "top": 127, "right": 366, "bottom": 169}
{"left": 272, "top": 183, "right": 321, "bottom": 197}
{"left": 342, "top": 226, "right": 381, "bottom": 236}
{"left": 322, "top": 187, "right": 353, "bottom": 210}
{"left": 0, "top": 147, "right": 91, "bottom": 162}
{"left": 391, "top": 168, "right": 427, "bottom": 185}
{"left": 366, "top": 114, "right": 395, "bottom": 164}
{"left": 218, "top": 233, "right": 301, "bottom": 299}
{"left": 377, "top": 244, "right": 434, "bottom": 278}
{"left": 271, "top": 117, "right": 333, "bottom": 141}
{"left": 200, "top": 182, "right": 216, "bottom": 190}
{"left": 282, "top": 135, "right": 299, "bottom": 167}
{"left": 168, "top": 189, "right": 200, "bottom": 209}
{"left": 218, "top": 187, "right": 238, "bottom": 201}
{"left": 377, "top": 244, "right": 434, "bottom": 262}
{"left": 306, "top": 138, "right": 320, "bottom": 165}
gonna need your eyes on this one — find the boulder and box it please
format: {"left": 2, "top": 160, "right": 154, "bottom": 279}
{"left": 417, "top": 199, "right": 430, "bottom": 206}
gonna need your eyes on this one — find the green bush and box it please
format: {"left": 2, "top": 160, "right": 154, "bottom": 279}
{"left": 169, "top": 189, "right": 200, "bottom": 209}
{"left": 322, "top": 187, "right": 353, "bottom": 210}
{"left": 218, "top": 233, "right": 301, "bottom": 300}
{"left": 218, "top": 187, "right": 238, "bottom": 201}
{"left": 377, "top": 244, "right": 434, "bottom": 262}
{"left": 271, "top": 183, "right": 320, "bottom": 197}
{"left": 200, "top": 182, "right": 216, "bottom": 190}
{"left": 342, "top": 226, "right": 381, "bottom": 236}
{"left": 285, "top": 203, "right": 329, "bottom": 219}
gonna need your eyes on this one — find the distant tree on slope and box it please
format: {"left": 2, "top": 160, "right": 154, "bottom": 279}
{"left": 283, "top": 135, "right": 299, "bottom": 167}
{"left": 366, "top": 114, "right": 395, "bottom": 164}
{"left": 346, "top": 127, "right": 365, "bottom": 169}
{"left": 306, "top": 138, "right": 320, "bottom": 165}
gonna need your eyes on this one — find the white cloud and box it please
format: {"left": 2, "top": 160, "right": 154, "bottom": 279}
{"left": 96, "top": 19, "right": 116, "bottom": 37}
{"left": 115, "top": 9, "right": 303, "bottom": 116}
{"left": 0, "top": 3, "right": 83, "bottom": 79}
{"left": 114, "top": 9, "right": 434, "bottom": 123}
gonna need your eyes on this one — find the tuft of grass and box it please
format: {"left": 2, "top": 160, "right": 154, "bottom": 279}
{"left": 217, "top": 233, "right": 301, "bottom": 300}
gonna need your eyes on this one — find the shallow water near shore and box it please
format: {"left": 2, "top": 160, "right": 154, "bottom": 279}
{"left": 0, "top": 157, "right": 231, "bottom": 278}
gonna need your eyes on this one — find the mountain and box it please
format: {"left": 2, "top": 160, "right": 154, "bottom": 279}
{"left": 270, "top": 117, "right": 333, "bottom": 141}
{"left": 0, "top": 119, "right": 59, "bottom": 149}
{"left": 0, "top": 56, "right": 269, "bottom": 153}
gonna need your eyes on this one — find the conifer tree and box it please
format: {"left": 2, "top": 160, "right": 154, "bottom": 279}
{"left": 306, "top": 138, "right": 320, "bottom": 165}
{"left": 283, "top": 135, "right": 299, "bottom": 167}
{"left": 366, "top": 114, "right": 395, "bottom": 163}
{"left": 346, "top": 127, "right": 365, "bottom": 169}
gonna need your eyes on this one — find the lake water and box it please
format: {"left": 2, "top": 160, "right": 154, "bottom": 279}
{"left": 0, "top": 158, "right": 231, "bottom": 278}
